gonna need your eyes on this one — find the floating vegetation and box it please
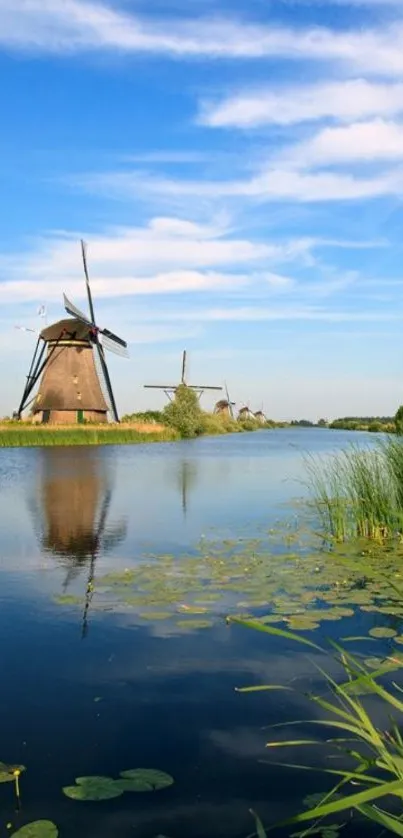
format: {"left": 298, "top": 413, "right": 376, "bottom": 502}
{"left": 53, "top": 595, "right": 83, "bottom": 606}
{"left": 10, "top": 823, "right": 58, "bottom": 838}
{"left": 0, "top": 762, "right": 25, "bottom": 784}
{"left": 53, "top": 530, "right": 403, "bottom": 638}
{"left": 368, "top": 627, "right": 397, "bottom": 639}
{"left": 63, "top": 776, "right": 123, "bottom": 801}
{"left": 117, "top": 769, "right": 174, "bottom": 792}
{"left": 63, "top": 769, "right": 174, "bottom": 801}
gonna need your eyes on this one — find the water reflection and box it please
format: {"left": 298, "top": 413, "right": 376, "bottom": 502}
{"left": 31, "top": 448, "right": 127, "bottom": 635}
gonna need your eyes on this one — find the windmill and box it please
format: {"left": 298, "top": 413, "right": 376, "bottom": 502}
{"left": 214, "top": 381, "right": 235, "bottom": 418}
{"left": 16, "top": 241, "right": 128, "bottom": 424}
{"left": 144, "top": 349, "right": 222, "bottom": 403}
{"left": 237, "top": 403, "right": 255, "bottom": 421}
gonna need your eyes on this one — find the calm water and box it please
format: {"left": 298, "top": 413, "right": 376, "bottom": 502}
{"left": 0, "top": 430, "right": 386, "bottom": 837}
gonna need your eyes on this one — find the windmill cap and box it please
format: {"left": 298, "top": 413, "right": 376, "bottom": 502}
{"left": 40, "top": 318, "right": 93, "bottom": 342}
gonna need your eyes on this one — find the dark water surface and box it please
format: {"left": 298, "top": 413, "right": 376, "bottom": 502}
{"left": 0, "top": 430, "right": 386, "bottom": 837}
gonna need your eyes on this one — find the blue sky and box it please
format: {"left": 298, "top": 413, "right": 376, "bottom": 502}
{"left": 2, "top": 0, "right": 403, "bottom": 420}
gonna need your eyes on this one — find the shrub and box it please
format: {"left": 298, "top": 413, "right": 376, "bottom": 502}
{"left": 163, "top": 384, "right": 203, "bottom": 439}
{"left": 200, "top": 413, "right": 241, "bottom": 435}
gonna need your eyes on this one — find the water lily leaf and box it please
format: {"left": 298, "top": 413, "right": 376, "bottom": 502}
{"left": 119, "top": 769, "right": 173, "bottom": 791}
{"left": 63, "top": 776, "right": 123, "bottom": 801}
{"left": 175, "top": 619, "right": 213, "bottom": 630}
{"left": 369, "top": 627, "right": 397, "bottom": 639}
{"left": 364, "top": 657, "right": 385, "bottom": 669}
{"left": 0, "top": 762, "right": 26, "bottom": 783}
{"left": 53, "top": 595, "right": 83, "bottom": 606}
{"left": 10, "top": 822, "right": 58, "bottom": 838}
{"left": 177, "top": 605, "right": 208, "bottom": 614}
{"left": 287, "top": 618, "right": 320, "bottom": 631}
{"left": 394, "top": 636, "right": 403, "bottom": 645}
{"left": 139, "top": 612, "right": 172, "bottom": 621}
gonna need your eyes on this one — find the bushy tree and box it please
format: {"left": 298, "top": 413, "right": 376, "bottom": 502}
{"left": 395, "top": 405, "right": 403, "bottom": 435}
{"left": 163, "top": 384, "right": 203, "bottom": 438}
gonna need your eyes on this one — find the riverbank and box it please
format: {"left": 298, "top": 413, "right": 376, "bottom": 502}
{"left": 0, "top": 423, "right": 180, "bottom": 447}
{"left": 0, "top": 413, "right": 285, "bottom": 447}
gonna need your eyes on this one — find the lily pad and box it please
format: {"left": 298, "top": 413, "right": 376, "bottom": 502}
{"left": 0, "top": 762, "right": 26, "bottom": 783}
{"left": 394, "top": 636, "right": 403, "bottom": 645}
{"left": 63, "top": 776, "right": 123, "bottom": 801}
{"left": 11, "top": 823, "right": 58, "bottom": 838}
{"left": 175, "top": 619, "right": 213, "bottom": 630}
{"left": 364, "top": 657, "right": 385, "bottom": 669}
{"left": 368, "top": 627, "right": 397, "bottom": 639}
{"left": 118, "top": 769, "right": 174, "bottom": 791}
{"left": 54, "top": 595, "right": 83, "bottom": 606}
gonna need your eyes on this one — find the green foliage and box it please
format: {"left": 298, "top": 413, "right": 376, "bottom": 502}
{"left": 121, "top": 410, "right": 165, "bottom": 424}
{"left": 63, "top": 776, "right": 123, "bottom": 801}
{"left": 117, "top": 769, "right": 174, "bottom": 791}
{"left": 11, "top": 823, "right": 58, "bottom": 838}
{"left": 0, "top": 426, "right": 179, "bottom": 448}
{"left": 395, "top": 405, "right": 403, "bottom": 436}
{"left": 0, "top": 762, "right": 25, "bottom": 783}
{"left": 63, "top": 769, "right": 174, "bottom": 801}
{"left": 331, "top": 416, "right": 395, "bottom": 433}
{"left": 163, "top": 384, "right": 203, "bottom": 438}
{"left": 200, "top": 413, "right": 242, "bottom": 435}
{"left": 232, "top": 619, "right": 403, "bottom": 836}
{"left": 307, "top": 438, "right": 403, "bottom": 542}
{"left": 238, "top": 418, "right": 259, "bottom": 432}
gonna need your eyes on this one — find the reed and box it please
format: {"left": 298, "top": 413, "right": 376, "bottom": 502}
{"left": 0, "top": 424, "right": 179, "bottom": 447}
{"left": 230, "top": 617, "right": 403, "bottom": 837}
{"left": 306, "top": 439, "right": 403, "bottom": 542}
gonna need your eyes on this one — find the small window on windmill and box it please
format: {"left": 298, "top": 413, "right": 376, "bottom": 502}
{"left": 77, "top": 391, "right": 82, "bottom": 401}
{"left": 73, "top": 375, "right": 78, "bottom": 385}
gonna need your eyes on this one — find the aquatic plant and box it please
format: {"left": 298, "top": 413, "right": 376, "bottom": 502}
{"left": 10, "top": 822, "right": 58, "bottom": 838}
{"left": 230, "top": 618, "right": 403, "bottom": 836}
{"left": 307, "top": 438, "right": 403, "bottom": 541}
{"left": 53, "top": 530, "right": 403, "bottom": 638}
{"left": 63, "top": 768, "right": 174, "bottom": 800}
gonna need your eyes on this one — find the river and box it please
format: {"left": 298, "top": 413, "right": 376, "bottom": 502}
{"left": 0, "top": 429, "right": 388, "bottom": 837}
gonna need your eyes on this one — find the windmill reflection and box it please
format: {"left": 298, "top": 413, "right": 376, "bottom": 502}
{"left": 35, "top": 448, "right": 126, "bottom": 637}
{"left": 174, "top": 460, "right": 198, "bottom": 518}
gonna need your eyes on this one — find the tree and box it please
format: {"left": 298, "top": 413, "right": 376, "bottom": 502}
{"left": 395, "top": 405, "right": 403, "bottom": 435}
{"left": 163, "top": 384, "right": 203, "bottom": 439}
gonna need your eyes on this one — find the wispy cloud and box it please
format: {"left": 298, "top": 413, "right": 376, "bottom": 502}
{"left": 2, "top": 0, "right": 403, "bottom": 77}
{"left": 87, "top": 166, "right": 402, "bottom": 203}
{"left": 200, "top": 80, "right": 403, "bottom": 128}
{"left": 279, "top": 119, "right": 403, "bottom": 167}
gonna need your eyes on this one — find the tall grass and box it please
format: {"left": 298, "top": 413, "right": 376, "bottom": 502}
{"left": 306, "top": 439, "right": 403, "bottom": 542}
{"left": 0, "top": 425, "right": 179, "bottom": 447}
{"left": 230, "top": 617, "right": 403, "bottom": 836}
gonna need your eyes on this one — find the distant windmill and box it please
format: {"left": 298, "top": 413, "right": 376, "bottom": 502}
{"left": 144, "top": 349, "right": 223, "bottom": 403}
{"left": 214, "top": 381, "right": 235, "bottom": 418}
{"left": 16, "top": 241, "right": 128, "bottom": 424}
{"left": 237, "top": 403, "right": 255, "bottom": 421}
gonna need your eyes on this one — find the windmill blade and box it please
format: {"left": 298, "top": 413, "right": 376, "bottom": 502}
{"left": 95, "top": 340, "right": 120, "bottom": 423}
{"left": 100, "top": 327, "right": 127, "bottom": 349}
{"left": 181, "top": 350, "right": 187, "bottom": 384}
{"left": 63, "top": 293, "right": 92, "bottom": 325}
{"left": 225, "top": 381, "right": 234, "bottom": 419}
{"left": 100, "top": 334, "right": 129, "bottom": 358}
{"left": 81, "top": 239, "right": 97, "bottom": 326}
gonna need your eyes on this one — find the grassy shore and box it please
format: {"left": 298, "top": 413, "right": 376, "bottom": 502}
{"left": 0, "top": 423, "right": 180, "bottom": 447}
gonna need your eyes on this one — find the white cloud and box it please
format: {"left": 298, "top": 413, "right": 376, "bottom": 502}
{"left": 2, "top": 0, "right": 403, "bottom": 77}
{"left": 0, "top": 217, "right": 320, "bottom": 305}
{"left": 200, "top": 80, "right": 403, "bottom": 128}
{"left": 281, "top": 119, "right": 403, "bottom": 167}
{"left": 99, "top": 166, "right": 402, "bottom": 203}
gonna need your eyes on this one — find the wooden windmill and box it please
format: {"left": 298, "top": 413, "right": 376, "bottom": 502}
{"left": 214, "top": 382, "right": 235, "bottom": 418}
{"left": 144, "top": 349, "right": 223, "bottom": 402}
{"left": 33, "top": 448, "right": 126, "bottom": 638}
{"left": 16, "top": 241, "right": 128, "bottom": 424}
